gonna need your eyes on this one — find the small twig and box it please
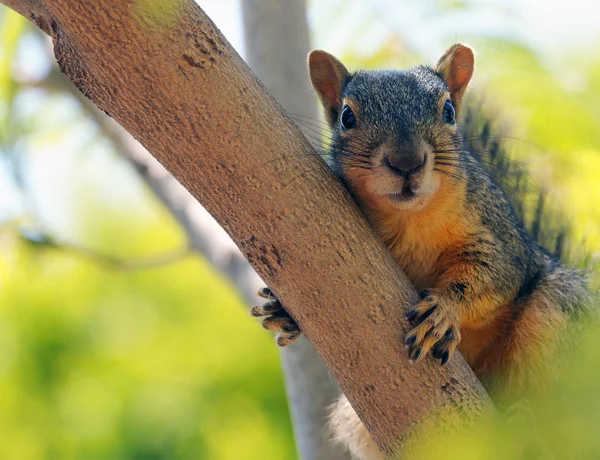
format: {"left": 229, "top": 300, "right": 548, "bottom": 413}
{"left": 1, "top": 223, "right": 192, "bottom": 270}
{"left": 55, "top": 241, "right": 194, "bottom": 270}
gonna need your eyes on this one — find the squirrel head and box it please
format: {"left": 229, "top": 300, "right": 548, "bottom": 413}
{"left": 308, "top": 44, "right": 474, "bottom": 213}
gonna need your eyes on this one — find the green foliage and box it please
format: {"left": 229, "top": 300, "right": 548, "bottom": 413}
{"left": 0, "top": 228, "right": 294, "bottom": 459}
{"left": 133, "top": 0, "right": 184, "bottom": 29}
{"left": 473, "top": 41, "right": 600, "bottom": 263}
{"left": 409, "top": 319, "right": 600, "bottom": 459}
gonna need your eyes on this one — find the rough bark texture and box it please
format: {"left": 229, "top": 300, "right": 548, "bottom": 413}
{"left": 3, "top": 0, "right": 493, "bottom": 455}
{"left": 240, "top": 1, "right": 345, "bottom": 459}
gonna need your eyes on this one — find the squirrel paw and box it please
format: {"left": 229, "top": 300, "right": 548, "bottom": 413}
{"left": 403, "top": 289, "right": 461, "bottom": 365}
{"left": 250, "top": 287, "right": 301, "bottom": 346}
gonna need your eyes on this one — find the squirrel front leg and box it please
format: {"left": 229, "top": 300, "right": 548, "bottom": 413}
{"left": 404, "top": 252, "right": 505, "bottom": 365}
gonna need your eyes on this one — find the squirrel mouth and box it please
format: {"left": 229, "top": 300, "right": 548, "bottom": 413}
{"left": 388, "top": 184, "right": 417, "bottom": 201}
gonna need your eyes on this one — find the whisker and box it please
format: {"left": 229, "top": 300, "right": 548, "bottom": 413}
{"left": 252, "top": 140, "right": 374, "bottom": 173}
{"left": 434, "top": 158, "right": 540, "bottom": 192}
{"left": 442, "top": 156, "right": 538, "bottom": 187}
{"left": 433, "top": 167, "right": 465, "bottom": 183}
{"left": 283, "top": 167, "right": 317, "bottom": 189}
{"left": 435, "top": 149, "right": 527, "bottom": 167}
{"left": 292, "top": 115, "right": 380, "bottom": 152}
{"left": 293, "top": 124, "right": 374, "bottom": 155}
{"left": 295, "top": 132, "right": 373, "bottom": 160}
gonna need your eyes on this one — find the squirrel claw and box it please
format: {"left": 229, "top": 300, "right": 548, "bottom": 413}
{"left": 252, "top": 287, "right": 301, "bottom": 347}
{"left": 276, "top": 331, "right": 300, "bottom": 346}
{"left": 257, "top": 286, "right": 274, "bottom": 300}
{"left": 405, "top": 291, "right": 461, "bottom": 365}
{"left": 408, "top": 347, "right": 422, "bottom": 362}
{"left": 250, "top": 299, "right": 281, "bottom": 316}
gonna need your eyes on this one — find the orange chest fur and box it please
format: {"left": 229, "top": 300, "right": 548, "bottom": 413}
{"left": 371, "top": 200, "right": 475, "bottom": 292}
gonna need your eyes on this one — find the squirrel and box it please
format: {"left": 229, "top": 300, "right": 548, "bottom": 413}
{"left": 251, "top": 44, "right": 591, "bottom": 460}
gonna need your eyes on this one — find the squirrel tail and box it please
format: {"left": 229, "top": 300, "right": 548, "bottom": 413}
{"left": 460, "top": 101, "right": 590, "bottom": 269}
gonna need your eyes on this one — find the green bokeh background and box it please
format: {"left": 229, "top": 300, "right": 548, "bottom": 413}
{"left": 0, "top": 1, "right": 599, "bottom": 459}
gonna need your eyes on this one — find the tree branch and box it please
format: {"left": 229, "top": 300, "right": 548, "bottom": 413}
{"left": 240, "top": 1, "right": 345, "bottom": 459}
{"left": 2, "top": 223, "right": 192, "bottom": 270}
{"left": 2, "top": 0, "right": 492, "bottom": 455}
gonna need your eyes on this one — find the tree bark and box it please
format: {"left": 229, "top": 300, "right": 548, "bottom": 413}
{"left": 3, "top": 0, "right": 493, "bottom": 456}
{"left": 240, "top": 1, "right": 345, "bottom": 459}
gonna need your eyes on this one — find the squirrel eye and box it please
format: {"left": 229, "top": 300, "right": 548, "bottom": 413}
{"left": 340, "top": 105, "right": 356, "bottom": 130}
{"left": 443, "top": 100, "right": 456, "bottom": 125}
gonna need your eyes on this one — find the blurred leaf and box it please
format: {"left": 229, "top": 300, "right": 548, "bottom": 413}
{"left": 133, "top": 0, "right": 184, "bottom": 29}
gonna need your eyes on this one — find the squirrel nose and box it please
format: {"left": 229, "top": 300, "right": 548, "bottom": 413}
{"left": 384, "top": 154, "right": 426, "bottom": 177}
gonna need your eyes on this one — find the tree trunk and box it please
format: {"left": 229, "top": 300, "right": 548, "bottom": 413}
{"left": 240, "top": 1, "right": 345, "bottom": 459}
{"left": 3, "top": 0, "right": 493, "bottom": 456}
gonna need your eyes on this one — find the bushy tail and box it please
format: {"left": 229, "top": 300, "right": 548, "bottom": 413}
{"left": 460, "top": 101, "right": 588, "bottom": 268}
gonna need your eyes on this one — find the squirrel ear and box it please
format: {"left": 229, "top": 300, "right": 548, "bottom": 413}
{"left": 435, "top": 44, "right": 474, "bottom": 110}
{"left": 308, "top": 50, "right": 350, "bottom": 126}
